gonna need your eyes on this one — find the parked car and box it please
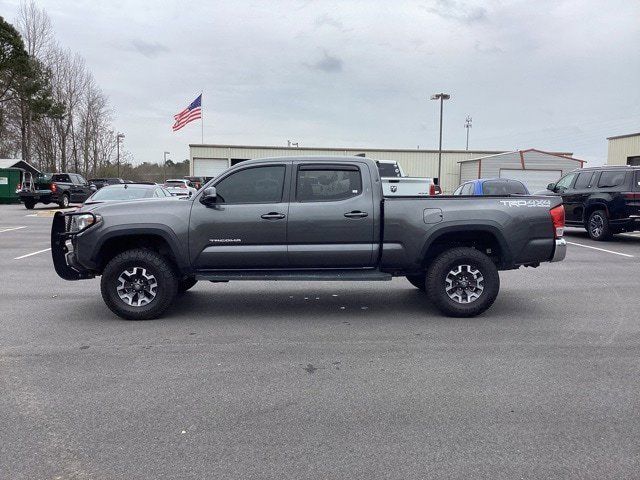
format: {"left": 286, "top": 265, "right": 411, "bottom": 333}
{"left": 376, "top": 159, "right": 441, "bottom": 196}
{"left": 18, "top": 172, "right": 95, "bottom": 209}
{"left": 88, "top": 177, "right": 125, "bottom": 190}
{"left": 541, "top": 166, "right": 640, "bottom": 240}
{"left": 453, "top": 178, "right": 530, "bottom": 196}
{"left": 84, "top": 183, "right": 174, "bottom": 205}
{"left": 163, "top": 179, "right": 197, "bottom": 197}
{"left": 52, "top": 156, "right": 566, "bottom": 320}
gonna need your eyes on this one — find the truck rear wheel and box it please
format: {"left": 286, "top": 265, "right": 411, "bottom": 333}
{"left": 406, "top": 274, "right": 426, "bottom": 291}
{"left": 24, "top": 200, "right": 35, "bottom": 210}
{"left": 100, "top": 248, "right": 178, "bottom": 320}
{"left": 426, "top": 247, "right": 499, "bottom": 318}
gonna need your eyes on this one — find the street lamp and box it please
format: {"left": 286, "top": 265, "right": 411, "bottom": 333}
{"left": 430, "top": 93, "right": 450, "bottom": 186}
{"left": 464, "top": 116, "right": 472, "bottom": 151}
{"left": 116, "top": 132, "right": 125, "bottom": 177}
{"left": 163, "top": 151, "right": 170, "bottom": 182}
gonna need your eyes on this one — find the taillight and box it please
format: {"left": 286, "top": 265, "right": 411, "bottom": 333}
{"left": 550, "top": 205, "right": 565, "bottom": 238}
{"left": 623, "top": 192, "right": 640, "bottom": 200}
{"left": 50, "top": 183, "right": 57, "bottom": 192}
{"left": 16, "top": 183, "right": 21, "bottom": 190}
{"left": 429, "top": 183, "right": 436, "bottom": 196}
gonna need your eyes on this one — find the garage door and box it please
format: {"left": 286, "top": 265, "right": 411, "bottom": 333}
{"left": 193, "top": 158, "right": 229, "bottom": 178}
{"left": 499, "top": 169, "right": 562, "bottom": 193}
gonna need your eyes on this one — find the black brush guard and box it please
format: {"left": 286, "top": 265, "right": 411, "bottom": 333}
{"left": 51, "top": 211, "right": 96, "bottom": 280}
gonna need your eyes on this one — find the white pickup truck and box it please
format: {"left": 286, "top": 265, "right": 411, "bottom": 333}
{"left": 376, "top": 160, "right": 440, "bottom": 196}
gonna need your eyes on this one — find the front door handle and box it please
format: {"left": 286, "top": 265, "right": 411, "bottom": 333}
{"left": 344, "top": 211, "right": 368, "bottom": 218}
{"left": 261, "top": 212, "right": 286, "bottom": 220}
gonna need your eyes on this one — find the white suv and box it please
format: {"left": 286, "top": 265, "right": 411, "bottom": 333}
{"left": 163, "top": 179, "right": 197, "bottom": 197}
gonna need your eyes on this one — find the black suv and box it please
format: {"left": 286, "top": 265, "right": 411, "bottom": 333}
{"left": 546, "top": 166, "right": 640, "bottom": 240}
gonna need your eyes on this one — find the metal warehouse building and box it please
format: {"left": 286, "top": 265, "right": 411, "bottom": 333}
{"left": 189, "top": 144, "right": 578, "bottom": 193}
{"left": 607, "top": 132, "right": 640, "bottom": 166}
{"left": 190, "top": 144, "right": 508, "bottom": 194}
{"left": 458, "top": 149, "right": 584, "bottom": 193}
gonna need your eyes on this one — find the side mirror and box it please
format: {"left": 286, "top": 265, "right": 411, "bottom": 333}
{"left": 201, "top": 186, "right": 217, "bottom": 205}
{"left": 547, "top": 183, "right": 556, "bottom": 192}
{"left": 89, "top": 184, "right": 97, "bottom": 191}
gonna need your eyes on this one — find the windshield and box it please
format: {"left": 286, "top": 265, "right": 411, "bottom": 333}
{"left": 483, "top": 180, "right": 528, "bottom": 195}
{"left": 377, "top": 163, "right": 402, "bottom": 178}
{"left": 164, "top": 181, "right": 186, "bottom": 187}
{"left": 89, "top": 186, "right": 154, "bottom": 201}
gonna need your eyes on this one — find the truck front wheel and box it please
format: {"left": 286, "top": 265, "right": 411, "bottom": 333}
{"left": 24, "top": 200, "right": 35, "bottom": 210}
{"left": 100, "top": 248, "right": 178, "bottom": 320}
{"left": 426, "top": 247, "right": 499, "bottom": 318}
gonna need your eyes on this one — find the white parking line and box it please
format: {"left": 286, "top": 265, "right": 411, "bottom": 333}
{"left": 14, "top": 248, "right": 51, "bottom": 260}
{"left": 0, "top": 226, "right": 27, "bottom": 233}
{"left": 566, "top": 241, "right": 634, "bottom": 258}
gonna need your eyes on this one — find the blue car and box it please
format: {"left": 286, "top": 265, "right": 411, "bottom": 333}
{"left": 453, "top": 178, "right": 529, "bottom": 196}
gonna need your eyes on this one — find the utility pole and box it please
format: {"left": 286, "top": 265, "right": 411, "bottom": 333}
{"left": 163, "top": 151, "right": 170, "bottom": 182}
{"left": 464, "top": 116, "right": 472, "bottom": 151}
{"left": 430, "top": 93, "right": 451, "bottom": 186}
{"left": 116, "top": 132, "right": 125, "bottom": 177}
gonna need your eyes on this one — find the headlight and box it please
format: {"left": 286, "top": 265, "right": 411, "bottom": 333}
{"left": 70, "top": 213, "right": 101, "bottom": 233}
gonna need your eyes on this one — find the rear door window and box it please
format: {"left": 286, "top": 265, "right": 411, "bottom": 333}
{"left": 377, "top": 162, "right": 402, "bottom": 178}
{"left": 52, "top": 174, "right": 71, "bottom": 183}
{"left": 296, "top": 166, "right": 362, "bottom": 202}
{"left": 598, "top": 171, "right": 627, "bottom": 188}
{"left": 573, "top": 172, "right": 594, "bottom": 189}
{"left": 635, "top": 171, "right": 640, "bottom": 191}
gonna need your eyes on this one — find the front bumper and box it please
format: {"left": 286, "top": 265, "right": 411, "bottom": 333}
{"left": 51, "top": 211, "right": 96, "bottom": 280}
{"left": 550, "top": 238, "right": 567, "bottom": 262}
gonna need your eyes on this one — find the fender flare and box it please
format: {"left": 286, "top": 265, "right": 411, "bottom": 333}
{"left": 419, "top": 222, "right": 513, "bottom": 266}
{"left": 89, "top": 224, "right": 189, "bottom": 271}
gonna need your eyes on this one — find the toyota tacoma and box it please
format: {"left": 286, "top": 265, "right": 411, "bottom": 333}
{"left": 51, "top": 156, "right": 566, "bottom": 320}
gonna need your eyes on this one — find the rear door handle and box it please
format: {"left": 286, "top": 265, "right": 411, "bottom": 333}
{"left": 261, "top": 212, "right": 286, "bottom": 220}
{"left": 344, "top": 211, "right": 368, "bottom": 218}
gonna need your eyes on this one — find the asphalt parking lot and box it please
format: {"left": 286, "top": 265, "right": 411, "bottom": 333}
{"left": 1, "top": 202, "right": 639, "bottom": 480}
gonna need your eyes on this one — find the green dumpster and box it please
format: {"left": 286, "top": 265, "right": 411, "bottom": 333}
{"left": 0, "top": 168, "right": 23, "bottom": 204}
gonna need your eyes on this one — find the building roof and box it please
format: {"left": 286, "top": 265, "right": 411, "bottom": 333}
{"left": 189, "top": 143, "right": 505, "bottom": 155}
{"left": 0, "top": 159, "right": 41, "bottom": 174}
{"left": 457, "top": 149, "right": 582, "bottom": 164}
{"left": 606, "top": 132, "right": 640, "bottom": 141}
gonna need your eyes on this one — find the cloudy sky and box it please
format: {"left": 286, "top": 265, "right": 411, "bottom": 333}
{"left": 2, "top": 0, "right": 639, "bottom": 165}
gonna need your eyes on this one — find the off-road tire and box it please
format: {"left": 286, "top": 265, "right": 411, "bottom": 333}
{"left": 100, "top": 248, "right": 178, "bottom": 320}
{"left": 58, "top": 193, "right": 70, "bottom": 208}
{"left": 426, "top": 247, "right": 500, "bottom": 318}
{"left": 587, "top": 209, "right": 612, "bottom": 241}
{"left": 178, "top": 277, "right": 198, "bottom": 294}
{"left": 24, "top": 200, "right": 35, "bottom": 210}
{"left": 406, "top": 274, "right": 426, "bottom": 291}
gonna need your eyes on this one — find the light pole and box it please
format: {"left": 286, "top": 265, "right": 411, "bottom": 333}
{"left": 430, "top": 93, "right": 450, "bottom": 186}
{"left": 163, "top": 151, "right": 170, "bottom": 182}
{"left": 464, "top": 116, "right": 472, "bottom": 151}
{"left": 116, "top": 132, "right": 125, "bottom": 177}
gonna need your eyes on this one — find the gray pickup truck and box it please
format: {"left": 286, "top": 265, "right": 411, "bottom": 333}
{"left": 51, "top": 156, "right": 566, "bottom": 320}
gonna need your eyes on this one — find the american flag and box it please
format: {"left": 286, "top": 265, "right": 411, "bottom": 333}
{"left": 172, "top": 94, "right": 202, "bottom": 131}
